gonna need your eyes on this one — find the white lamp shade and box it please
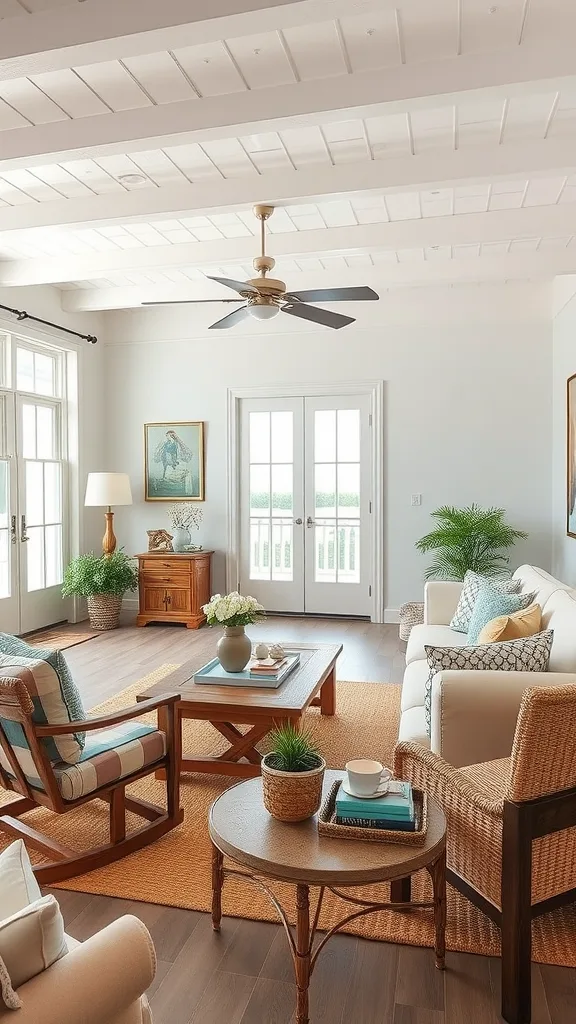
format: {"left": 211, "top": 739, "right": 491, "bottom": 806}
{"left": 84, "top": 472, "right": 133, "bottom": 507}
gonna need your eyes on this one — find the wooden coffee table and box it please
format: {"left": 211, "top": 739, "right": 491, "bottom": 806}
{"left": 209, "top": 770, "right": 447, "bottom": 1024}
{"left": 136, "top": 643, "right": 341, "bottom": 778}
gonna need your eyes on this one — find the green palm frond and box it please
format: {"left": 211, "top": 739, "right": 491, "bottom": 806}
{"left": 416, "top": 504, "right": 527, "bottom": 581}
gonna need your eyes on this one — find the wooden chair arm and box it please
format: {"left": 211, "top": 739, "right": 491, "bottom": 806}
{"left": 35, "top": 692, "right": 181, "bottom": 736}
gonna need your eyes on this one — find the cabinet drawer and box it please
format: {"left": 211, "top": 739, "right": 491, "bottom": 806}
{"left": 140, "top": 558, "right": 192, "bottom": 573}
{"left": 141, "top": 571, "right": 190, "bottom": 587}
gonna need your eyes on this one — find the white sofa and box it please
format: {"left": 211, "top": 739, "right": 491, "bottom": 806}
{"left": 399, "top": 565, "right": 576, "bottom": 767}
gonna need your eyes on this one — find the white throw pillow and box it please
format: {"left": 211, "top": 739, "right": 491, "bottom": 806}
{"left": 0, "top": 895, "right": 67, "bottom": 1006}
{"left": 0, "top": 840, "right": 41, "bottom": 919}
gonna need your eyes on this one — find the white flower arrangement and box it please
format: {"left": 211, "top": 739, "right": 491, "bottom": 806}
{"left": 166, "top": 503, "right": 203, "bottom": 532}
{"left": 203, "top": 591, "right": 265, "bottom": 627}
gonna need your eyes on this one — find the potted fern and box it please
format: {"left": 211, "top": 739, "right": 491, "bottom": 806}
{"left": 62, "top": 550, "right": 139, "bottom": 630}
{"left": 415, "top": 504, "right": 527, "bottom": 581}
{"left": 261, "top": 723, "right": 326, "bottom": 822}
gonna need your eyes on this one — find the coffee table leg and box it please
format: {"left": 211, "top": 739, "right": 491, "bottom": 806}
{"left": 211, "top": 845, "right": 224, "bottom": 932}
{"left": 428, "top": 848, "right": 447, "bottom": 970}
{"left": 295, "top": 884, "right": 311, "bottom": 1024}
{"left": 320, "top": 668, "right": 336, "bottom": 716}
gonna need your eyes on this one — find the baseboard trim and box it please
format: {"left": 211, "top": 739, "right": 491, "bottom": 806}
{"left": 384, "top": 608, "right": 400, "bottom": 624}
{"left": 123, "top": 597, "right": 139, "bottom": 610}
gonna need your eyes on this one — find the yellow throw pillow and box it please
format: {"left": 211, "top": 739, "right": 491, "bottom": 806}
{"left": 477, "top": 603, "right": 542, "bottom": 644}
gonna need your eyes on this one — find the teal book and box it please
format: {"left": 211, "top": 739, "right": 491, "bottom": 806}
{"left": 336, "top": 781, "right": 413, "bottom": 820}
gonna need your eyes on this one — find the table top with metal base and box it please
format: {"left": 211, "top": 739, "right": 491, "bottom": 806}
{"left": 209, "top": 770, "right": 447, "bottom": 1024}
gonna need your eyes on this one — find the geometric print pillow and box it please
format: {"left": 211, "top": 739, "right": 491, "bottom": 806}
{"left": 423, "top": 629, "right": 554, "bottom": 736}
{"left": 449, "top": 570, "right": 523, "bottom": 634}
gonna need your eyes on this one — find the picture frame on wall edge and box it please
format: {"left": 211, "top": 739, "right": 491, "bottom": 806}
{"left": 144, "top": 421, "right": 205, "bottom": 502}
{"left": 567, "top": 374, "right": 576, "bottom": 538}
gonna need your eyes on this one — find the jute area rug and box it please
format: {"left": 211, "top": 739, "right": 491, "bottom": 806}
{"left": 1, "top": 665, "right": 575, "bottom": 966}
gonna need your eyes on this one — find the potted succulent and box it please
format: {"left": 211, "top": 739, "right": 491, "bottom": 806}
{"left": 62, "top": 550, "right": 139, "bottom": 630}
{"left": 261, "top": 723, "right": 326, "bottom": 822}
{"left": 203, "top": 591, "right": 265, "bottom": 672}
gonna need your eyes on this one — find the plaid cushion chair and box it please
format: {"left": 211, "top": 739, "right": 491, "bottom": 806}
{"left": 0, "top": 652, "right": 183, "bottom": 885}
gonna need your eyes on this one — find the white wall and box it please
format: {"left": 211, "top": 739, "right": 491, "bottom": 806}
{"left": 0, "top": 284, "right": 106, "bottom": 556}
{"left": 103, "top": 282, "right": 553, "bottom": 613}
{"left": 552, "top": 277, "right": 576, "bottom": 585}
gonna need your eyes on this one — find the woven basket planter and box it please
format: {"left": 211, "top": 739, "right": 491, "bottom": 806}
{"left": 261, "top": 755, "right": 326, "bottom": 822}
{"left": 87, "top": 594, "right": 123, "bottom": 631}
{"left": 399, "top": 601, "right": 425, "bottom": 642}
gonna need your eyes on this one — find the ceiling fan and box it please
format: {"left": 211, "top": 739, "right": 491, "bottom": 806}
{"left": 143, "top": 204, "right": 379, "bottom": 329}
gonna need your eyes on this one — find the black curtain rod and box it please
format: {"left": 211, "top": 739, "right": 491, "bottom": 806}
{"left": 0, "top": 303, "right": 97, "bottom": 344}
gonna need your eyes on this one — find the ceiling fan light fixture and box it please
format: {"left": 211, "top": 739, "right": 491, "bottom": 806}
{"left": 247, "top": 303, "right": 280, "bottom": 321}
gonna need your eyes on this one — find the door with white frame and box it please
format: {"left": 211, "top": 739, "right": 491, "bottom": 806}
{"left": 239, "top": 392, "right": 373, "bottom": 617}
{"left": 0, "top": 337, "right": 68, "bottom": 635}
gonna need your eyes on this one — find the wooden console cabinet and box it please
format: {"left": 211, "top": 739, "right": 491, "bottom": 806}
{"left": 136, "top": 551, "right": 213, "bottom": 629}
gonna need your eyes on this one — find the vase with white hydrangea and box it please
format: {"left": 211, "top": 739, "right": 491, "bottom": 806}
{"left": 203, "top": 592, "right": 265, "bottom": 672}
{"left": 166, "top": 503, "right": 203, "bottom": 553}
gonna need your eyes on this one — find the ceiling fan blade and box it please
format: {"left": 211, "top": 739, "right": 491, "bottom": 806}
{"left": 206, "top": 275, "right": 259, "bottom": 295}
{"left": 285, "top": 286, "right": 379, "bottom": 303}
{"left": 281, "top": 303, "right": 355, "bottom": 330}
{"left": 209, "top": 305, "right": 250, "bottom": 330}
{"left": 142, "top": 299, "right": 243, "bottom": 306}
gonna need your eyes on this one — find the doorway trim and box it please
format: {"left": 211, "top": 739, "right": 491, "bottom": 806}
{"left": 226, "top": 380, "right": 384, "bottom": 623}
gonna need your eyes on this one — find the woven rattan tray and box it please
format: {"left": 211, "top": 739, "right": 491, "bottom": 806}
{"left": 318, "top": 780, "right": 428, "bottom": 846}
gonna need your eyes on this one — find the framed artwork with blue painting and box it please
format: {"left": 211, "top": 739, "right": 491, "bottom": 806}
{"left": 568, "top": 375, "right": 576, "bottom": 537}
{"left": 144, "top": 421, "right": 205, "bottom": 501}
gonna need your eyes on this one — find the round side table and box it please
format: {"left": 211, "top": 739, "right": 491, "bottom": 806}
{"left": 209, "top": 769, "right": 447, "bottom": 1024}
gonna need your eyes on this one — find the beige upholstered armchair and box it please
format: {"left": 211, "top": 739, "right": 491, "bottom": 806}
{"left": 0, "top": 915, "right": 155, "bottom": 1024}
{"left": 394, "top": 684, "right": 576, "bottom": 1024}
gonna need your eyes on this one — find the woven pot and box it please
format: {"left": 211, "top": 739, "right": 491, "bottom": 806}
{"left": 399, "top": 601, "right": 425, "bottom": 642}
{"left": 261, "top": 755, "right": 326, "bottom": 822}
{"left": 87, "top": 594, "right": 123, "bottom": 630}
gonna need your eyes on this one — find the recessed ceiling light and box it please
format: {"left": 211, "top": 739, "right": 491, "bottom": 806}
{"left": 118, "top": 173, "right": 147, "bottom": 186}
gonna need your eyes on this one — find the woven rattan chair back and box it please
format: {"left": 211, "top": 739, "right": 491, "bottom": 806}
{"left": 507, "top": 683, "right": 576, "bottom": 803}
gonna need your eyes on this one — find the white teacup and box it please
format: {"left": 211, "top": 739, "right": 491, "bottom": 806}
{"left": 345, "top": 759, "right": 392, "bottom": 797}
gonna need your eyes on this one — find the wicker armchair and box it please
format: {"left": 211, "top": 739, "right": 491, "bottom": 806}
{"left": 394, "top": 684, "right": 576, "bottom": 1024}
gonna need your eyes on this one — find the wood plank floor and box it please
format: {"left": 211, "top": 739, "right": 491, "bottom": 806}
{"left": 43, "top": 616, "right": 575, "bottom": 1024}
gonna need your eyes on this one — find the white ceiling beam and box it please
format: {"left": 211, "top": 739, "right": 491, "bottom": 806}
{"left": 1, "top": 138, "right": 575, "bottom": 234}
{"left": 1, "top": 46, "right": 575, "bottom": 169}
{"left": 0, "top": 0, "right": 374, "bottom": 80}
{"left": 60, "top": 254, "right": 576, "bottom": 312}
{"left": 3, "top": 205, "right": 575, "bottom": 287}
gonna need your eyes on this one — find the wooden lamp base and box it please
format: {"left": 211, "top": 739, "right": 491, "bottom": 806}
{"left": 103, "top": 508, "right": 117, "bottom": 557}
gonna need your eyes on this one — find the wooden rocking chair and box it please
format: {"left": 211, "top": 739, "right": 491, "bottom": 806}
{"left": 0, "top": 677, "right": 183, "bottom": 885}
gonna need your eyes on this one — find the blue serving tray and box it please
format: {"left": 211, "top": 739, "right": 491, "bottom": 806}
{"left": 194, "top": 653, "right": 300, "bottom": 688}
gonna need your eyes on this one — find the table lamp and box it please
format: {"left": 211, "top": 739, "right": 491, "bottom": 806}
{"left": 84, "top": 472, "right": 133, "bottom": 556}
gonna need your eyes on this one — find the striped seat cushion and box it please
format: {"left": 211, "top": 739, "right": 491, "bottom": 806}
{"left": 52, "top": 722, "right": 166, "bottom": 801}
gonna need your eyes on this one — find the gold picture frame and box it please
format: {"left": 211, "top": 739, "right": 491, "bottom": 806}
{"left": 568, "top": 376, "right": 576, "bottom": 537}
{"left": 144, "top": 421, "right": 205, "bottom": 502}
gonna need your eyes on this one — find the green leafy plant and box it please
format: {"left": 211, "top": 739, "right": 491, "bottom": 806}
{"left": 62, "top": 550, "right": 139, "bottom": 598}
{"left": 265, "top": 723, "right": 323, "bottom": 773}
{"left": 415, "top": 504, "right": 527, "bottom": 581}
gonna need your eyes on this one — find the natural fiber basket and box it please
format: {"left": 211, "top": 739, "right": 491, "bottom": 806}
{"left": 87, "top": 594, "right": 123, "bottom": 631}
{"left": 318, "top": 779, "right": 428, "bottom": 846}
{"left": 399, "top": 601, "right": 425, "bottom": 642}
{"left": 261, "top": 755, "right": 326, "bottom": 822}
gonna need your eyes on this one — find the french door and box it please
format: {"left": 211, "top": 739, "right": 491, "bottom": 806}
{"left": 0, "top": 345, "right": 67, "bottom": 635}
{"left": 240, "top": 394, "right": 372, "bottom": 617}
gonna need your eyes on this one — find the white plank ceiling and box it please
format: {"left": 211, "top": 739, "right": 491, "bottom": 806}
{"left": 0, "top": 0, "right": 576, "bottom": 308}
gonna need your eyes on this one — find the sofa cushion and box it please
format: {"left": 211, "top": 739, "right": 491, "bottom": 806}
{"left": 401, "top": 659, "right": 432, "bottom": 712}
{"left": 0, "top": 895, "right": 67, "bottom": 1002}
{"left": 542, "top": 590, "right": 576, "bottom": 672}
{"left": 450, "top": 571, "right": 522, "bottom": 634}
{"left": 466, "top": 585, "right": 536, "bottom": 645}
{"left": 424, "top": 630, "right": 554, "bottom": 735}
{"left": 477, "top": 602, "right": 542, "bottom": 644}
{"left": 512, "top": 565, "right": 575, "bottom": 604}
{"left": 406, "top": 624, "right": 467, "bottom": 665}
{"left": 398, "top": 706, "right": 430, "bottom": 748}
{"left": 52, "top": 723, "right": 166, "bottom": 801}
{"left": 0, "top": 840, "right": 41, "bottom": 921}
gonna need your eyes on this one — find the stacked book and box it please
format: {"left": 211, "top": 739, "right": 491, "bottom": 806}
{"left": 335, "top": 781, "right": 416, "bottom": 832}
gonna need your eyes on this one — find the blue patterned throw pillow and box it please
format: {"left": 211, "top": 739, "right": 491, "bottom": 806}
{"left": 466, "top": 584, "right": 537, "bottom": 645}
{"left": 450, "top": 571, "right": 523, "bottom": 633}
{"left": 423, "top": 630, "right": 554, "bottom": 737}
